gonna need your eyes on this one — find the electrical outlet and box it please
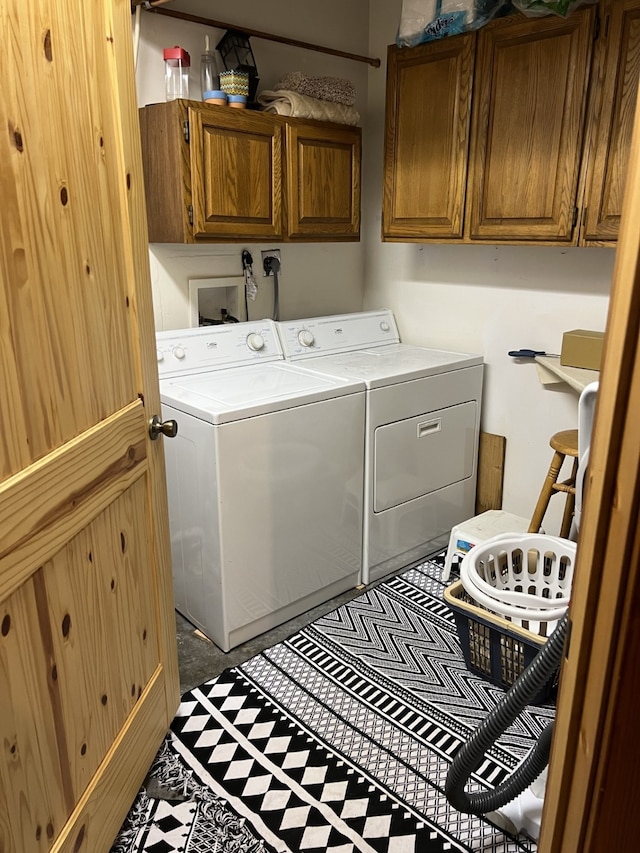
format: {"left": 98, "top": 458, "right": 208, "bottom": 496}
{"left": 261, "top": 249, "right": 282, "bottom": 276}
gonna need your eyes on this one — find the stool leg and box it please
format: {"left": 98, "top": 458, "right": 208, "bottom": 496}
{"left": 559, "top": 456, "right": 579, "bottom": 539}
{"left": 529, "top": 450, "right": 566, "bottom": 534}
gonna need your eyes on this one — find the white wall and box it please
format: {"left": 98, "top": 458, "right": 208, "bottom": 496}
{"left": 134, "top": 0, "right": 370, "bottom": 329}
{"left": 136, "top": 0, "right": 614, "bottom": 534}
{"left": 364, "top": 0, "right": 614, "bottom": 533}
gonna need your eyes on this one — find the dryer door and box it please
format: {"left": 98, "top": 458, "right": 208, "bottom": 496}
{"left": 374, "top": 401, "right": 478, "bottom": 512}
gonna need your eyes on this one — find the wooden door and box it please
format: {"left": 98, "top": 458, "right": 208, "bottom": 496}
{"left": 581, "top": 0, "right": 640, "bottom": 244}
{"left": 467, "top": 9, "right": 595, "bottom": 243}
{"left": 0, "top": 1, "right": 179, "bottom": 852}
{"left": 540, "top": 63, "right": 640, "bottom": 852}
{"left": 285, "top": 119, "right": 361, "bottom": 240}
{"left": 190, "top": 104, "right": 284, "bottom": 241}
{"left": 383, "top": 36, "right": 474, "bottom": 240}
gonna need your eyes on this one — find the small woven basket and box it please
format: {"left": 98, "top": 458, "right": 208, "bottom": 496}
{"left": 219, "top": 70, "right": 249, "bottom": 97}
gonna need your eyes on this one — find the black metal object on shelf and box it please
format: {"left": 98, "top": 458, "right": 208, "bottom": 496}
{"left": 216, "top": 29, "right": 260, "bottom": 104}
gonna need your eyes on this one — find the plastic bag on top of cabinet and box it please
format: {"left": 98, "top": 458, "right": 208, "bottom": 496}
{"left": 396, "top": 0, "right": 508, "bottom": 47}
{"left": 511, "top": 0, "right": 596, "bottom": 16}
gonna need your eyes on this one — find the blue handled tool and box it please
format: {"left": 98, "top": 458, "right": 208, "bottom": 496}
{"left": 508, "top": 349, "right": 547, "bottom": 358}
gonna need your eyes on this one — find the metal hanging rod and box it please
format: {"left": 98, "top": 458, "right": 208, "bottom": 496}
{"left": 131, "top": 0, "right": 381, "bottom": 68}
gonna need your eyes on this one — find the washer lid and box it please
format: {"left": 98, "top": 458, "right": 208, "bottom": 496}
{"left": 282, "top": 343, "right": 483, "bottom": 389}
{"left": 159, "top": 361, "right": 364, "bottom": 423}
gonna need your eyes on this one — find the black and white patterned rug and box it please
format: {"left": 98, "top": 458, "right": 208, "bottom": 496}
{"left": 112, "top": 554, "right": 553, "bottom": 853}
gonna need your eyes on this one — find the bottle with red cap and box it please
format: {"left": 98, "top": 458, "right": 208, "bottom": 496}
{"left": 163, "top": 46, "right": 190, "bottom": 101}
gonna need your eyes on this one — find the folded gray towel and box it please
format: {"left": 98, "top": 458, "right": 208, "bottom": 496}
{"left": 275, "top": 72, "right": 356, "bottom": 107}
{"left": 257, "top": 90, "right": 360, "bottom": 126}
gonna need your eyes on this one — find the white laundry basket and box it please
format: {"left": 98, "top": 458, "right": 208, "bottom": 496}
{"left": 459, "top": 533, "right": 576, "bottom": 634}
{"left": 445, "top": 533, "right": 577, "bottom": 702}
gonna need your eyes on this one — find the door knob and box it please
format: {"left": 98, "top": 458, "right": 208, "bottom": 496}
{"left": 149, "top": 415, "right": 178, "bottom": 440}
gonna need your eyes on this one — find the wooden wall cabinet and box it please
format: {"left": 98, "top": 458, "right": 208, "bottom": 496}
{"left": 383, "top": 7, "right": 603, "bottom": 245}
{"left": 285, "top": 121, "right": 361, "bottom": 240}
{"left": 139, "top": 100, "right": 361, "bottom": 243}
{"left": 580, "top": 0, "right": 640, "bottom": 244}
{"left": 383, "top": 33, "right": 475, "bottom": 239}
{"left": 140, "top": 100, "right": 283, "bottom": 242}
{"left": 468, "top": 10, "right": 595, "bottom": 242}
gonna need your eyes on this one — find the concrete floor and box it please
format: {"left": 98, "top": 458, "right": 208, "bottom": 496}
{"left": 174, "top": 550, "right": 443, "bottom": 694}
{"left": 175, "top": 583, "right": 366, "bottom": 694}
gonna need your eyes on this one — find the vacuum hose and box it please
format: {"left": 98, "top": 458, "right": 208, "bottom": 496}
{"left": 445, "top": 611, "right": 569, "bottom": 815}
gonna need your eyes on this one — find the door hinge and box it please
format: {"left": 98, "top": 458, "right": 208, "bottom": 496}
{"left": 572, "top": 206, "right": 579, "bottom": 229}
{"left": 187, "top": 204, "right": 193, "bottom": 225}
{"left": 182, "top": 120, "right": 190, "bottom": 143}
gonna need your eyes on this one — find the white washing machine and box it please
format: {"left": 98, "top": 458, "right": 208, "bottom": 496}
{"left": 156, "top": 320, "right": 365, "bottom": 651}
{"left": 277, "top": 310, "right": 484, "bottom": 584}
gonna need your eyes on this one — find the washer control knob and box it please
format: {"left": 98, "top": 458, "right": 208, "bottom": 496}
{"left": 172, "top": 346, "right": 185, "bottom": 360}
{"left": 157, "top": 349, "right": 164, "bottom": 362}
{"left": 247, "top": 333, "right": 265, "bottom": 351}
{"left": 298, "top": 330, "right": 315, "bottom": 347}
{"left": 380, "top": 321, "right": 390, "bottom": 332}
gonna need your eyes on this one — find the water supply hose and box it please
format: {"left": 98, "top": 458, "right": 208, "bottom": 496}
{"left": 263, "top": 255, "right": 281, "bottom": 321}
{"left": 445, "top": 611, "right": 569, "bottom": 815}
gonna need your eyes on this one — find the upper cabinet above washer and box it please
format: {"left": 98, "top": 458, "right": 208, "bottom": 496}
{"left": 139, "top": 100, "right": 361, "bottom": 243}
{"left": 284, "top": 121, "right": 361, "bottom": 241}
{"left": 383, "top": 3, "right": 640, "bottom": 247}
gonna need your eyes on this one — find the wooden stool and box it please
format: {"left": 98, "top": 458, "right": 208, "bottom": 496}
{"left": 528, "top": 429, "right": 579, "bottom": 539}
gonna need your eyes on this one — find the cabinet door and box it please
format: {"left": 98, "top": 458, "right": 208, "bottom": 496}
{"left": 582, "top": 1, "right": 640, "bottom": 243}
{"left": 467, "top": 9, "right": 595, "bottom": 242}
{"left": 189, "top": 106, "right": 284, "bottom": 240}
{"left": 285, "top": 121, "right": 361, "bottom": 239}
{"left": 383, "top": 36, "right": 474, "bottom": 240}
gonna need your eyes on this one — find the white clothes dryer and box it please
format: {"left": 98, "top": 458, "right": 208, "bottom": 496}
{"left": 277, "top": 310, "right": 484, "bottom": 585}
{"left": 156, "top": 320, "right": 365, "bottom": 651}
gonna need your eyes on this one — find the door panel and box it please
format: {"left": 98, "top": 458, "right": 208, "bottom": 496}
{"left": 467, "top": 9, "right": 594, "bottom": 241}
{"left": 190, "top": 104, "right": 284, "bottom": 239}
{"left": 0, "top": 577, "right": 70, "bottom": 852}
{"left": 383, "top": 36, "right": 474, "bottom": 239}
{"left": 43, "top": 481, "right": 160, "bottom": 800}
{"left": 0, "top": 1, "right": 179, "bottom": 851}
{"left": 285, "top": 121, "right": 361, "bottom": 239}
{"left": 374, "top": 401, "right": 477, "bottom": 511}
{"left": 582, "top": 1, "right": 640, "bottom": 242}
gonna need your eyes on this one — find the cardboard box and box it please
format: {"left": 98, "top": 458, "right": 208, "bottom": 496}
{"left": 560, "top": 329, "right": 604, "bottom": 371}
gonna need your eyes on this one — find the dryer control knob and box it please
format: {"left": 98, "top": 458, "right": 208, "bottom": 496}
{"left": 380, "top": 321, "right": 390, "bottom": 332}
{"left": 172, "top": 346, "right": 185, "bottom": 360}
{"left": 298, "top": 330, "right": 315, "bottom": 347}
{"left": 247, "top": 333, "right": 265, "bottom": 351}
{"left": 157, "top": 349, "right": 164, "bottom": 362}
